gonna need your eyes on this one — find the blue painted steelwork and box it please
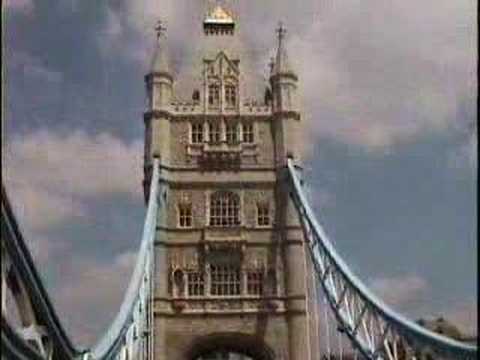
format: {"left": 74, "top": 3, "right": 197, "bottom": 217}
{"left": 286, "top": 158, "right": 477, "bottom": 360}
{"left": 89, "top": 157, "right": 161, "bottom": 360}
{"left": 2, "top": 155, "right": 477, "bottom": 360}
{"left": 1, "top": 184, "right": 86, "bottom": 360}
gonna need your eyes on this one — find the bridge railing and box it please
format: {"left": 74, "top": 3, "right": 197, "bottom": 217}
{"left": 89, "top": 157, "right": 161, "bottom": 360}
{"left": 1, "top": 184, "right": 85, "bottom": 359}
{"left": 286, "top": 158, "right": 477, "bottom": 360}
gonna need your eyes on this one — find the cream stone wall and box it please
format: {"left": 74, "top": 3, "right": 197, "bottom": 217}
{"left": 163, "top": 188, "right": 276, "bottom": 229}
{"left": 155, "top": 315, "right": 290, "bottom": 360}
{"left": 145, "top": 18, "right": 317, "bottom": 358}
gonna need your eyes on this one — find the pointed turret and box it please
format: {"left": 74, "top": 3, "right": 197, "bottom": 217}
{"left": 145, "top": 20, "right": 174, "bottom": 110}
{"left": 151, "top": 40, "right": 171, "bottom": 77}
{"left": 272, "top": 23, "right": 296, "bottom": 78}
{"left": 270, "top": 22, "right": 298, "bottom": 112}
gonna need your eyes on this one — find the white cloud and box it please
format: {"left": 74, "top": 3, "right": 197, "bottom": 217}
{"left": 104, "top": 0, "right": 475, "bottom": 152}
{"left": 53, "top": 251, "right": 137, "bottom": 346}
{"left": 370, "top": 274, "right": 428, "bottom": 308}
{"left": 4, "top": 130, "right": 143, "bottom": 231}
{"left": 443, "top": 301, "right": 478, "bottom": 336}
{"left": 10, "top": 51, "right": 63, "bottom": 83}
{"left": 290, "top": 0, "right": 476, "bottom": 151}
{"left": 97, "top": 0, "right": 180, "bottom": 65}
{"left": 448, "top": 130, "right": 478, "bottom": 175}
{"left": 4, "top": 0, "right": 34, "bottom": 14}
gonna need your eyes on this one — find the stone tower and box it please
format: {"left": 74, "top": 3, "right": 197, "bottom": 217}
{"left": 143, "top": 5, "right": 317, "bottom": 360}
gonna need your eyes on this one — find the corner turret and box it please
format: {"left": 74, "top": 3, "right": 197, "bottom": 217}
{"left": 145, "top": 21, "right": 174, "bottom": 110}
{"left": 270, "top": 23, "right": 298, "bottom": 112}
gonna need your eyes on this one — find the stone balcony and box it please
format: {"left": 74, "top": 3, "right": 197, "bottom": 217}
{"left": 203, "top": 226, "right": 245, "bottom": 241}
{"left": 187, "top": 141, "right": 258, "bottom": 169}
{"left": 159, "top": 99, "right": 271, "bottom": 116}
{"left": 240, "top": 100, "right": 271, "bottom": 115}
{"left": 170, "top": 100, "right": 202, "bottom": 114}
{"left": 168, "top": 297, "right": 286, "bottom": 314}
{"left": 202, "top": 226, "right": 247, "bottom": 252}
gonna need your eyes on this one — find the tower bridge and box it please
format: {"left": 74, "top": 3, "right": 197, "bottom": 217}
{"left": 1, "top": 3, "right": 477, "bottom": 360}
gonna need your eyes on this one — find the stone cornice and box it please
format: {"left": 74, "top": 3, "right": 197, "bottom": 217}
{"left": 269, "top": 72, "right": 299, "bottom": 82}
{"left": 144, "top": 110, "right": 172, "bottom": 122}
{"left": 155, "top": 225, "right": 301, "bottom": 232}
{"left": 271, "top": 110, "right": 301, "bottom": 120}
{"left": 145, "top": 162, "right": 277, "bottom": 173}
{"left": 144, "top": 71, "right": 174, "bottom": 83}
{"left": 144, "top": 110, "right": 273, "bottom": 121}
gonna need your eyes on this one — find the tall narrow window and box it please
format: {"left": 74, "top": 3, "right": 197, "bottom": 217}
{"left": 242, "top": 123, "right": 254, "bottom": 143}
{"left": 172, "top": 269, "right": 185, "bottom": 297}
{"left": 247, "top": 270, "right": 264, "bottom": 296}
{"left": 225, "top": 84, "right": 237, "bottom": 107}
{"left": 226, "top": 123, "right": 238, "bottom": 144}
{"left": 187, "top": 271, "right": 204, "bottom": 297}
{"left": 191, "top": 123, "right": 204, "bottom": 144}
{"left": 208, "top": 84, "right": 220, "bottom": 107}
{"left": 210, "top": 264, "right": 241, "bottom": 296}
{"left": 208, "top": 122, "right": 221, "bottom": 144}
{"left": 257, "top": 202, "right": 270, "bottom": 226}
{"left": 178, "top": 203, "right": 193, "bottom": 228}
{"left": 210, "top": 191, "right": 240, "bottom": 227}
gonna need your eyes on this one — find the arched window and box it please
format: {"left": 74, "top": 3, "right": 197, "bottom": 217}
{"left": 208, "top": 122, "right": 221, "bottom": 143}
{"left": 256, "top": 202, "right": 270, "bottom": 226}
{"left": 191, "top": 123, "right": 204, "bottom": 143}
{"left": 178, "top": 203, "right": 192, "bottom": 228}
{"left": 209, "top": 191, "right": 240, "bottom": 227}
{"left": 208, "top": 83, "right": 220, "bottom": 107}
{"left": 210, "top": 264, "right": 241, "bottom": 296}
{"left": 246, "top": 269, "right": 264, "bottom": 296}
{"left": 242, "top": 123, "right": 254, "bottom": 143}
{"left": 187, "top": 270, "right": 204, "bottom": 297}
{"left": 172, "top": 268, "right": 185, "bottom": 297}
{"left": 226, "top": 123, "right": 238, "bottom": 144}
{"left": 225, "top": 84, "right": 237, "bottom": 107}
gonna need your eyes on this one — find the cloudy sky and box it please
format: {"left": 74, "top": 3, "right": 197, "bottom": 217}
{"left": 3, "top": 0, "right": 477, "bottom": 349}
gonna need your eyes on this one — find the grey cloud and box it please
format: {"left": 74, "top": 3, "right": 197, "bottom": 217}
{"left": 53, "top": 251, "right": 137, "bottom": 346}
{"left": 106, "top": 0, "right": 475, "bottom": 151}
{"left": 3, "top": 0, "right": 34, "bottom": 14}
{"left": 369, "top": 274, "right": 429, "bottom": 309}
{"left": 3, "top": 0, "right": 476, "bottom": 346}
{"left": 3, "top": 129, "right": 143, "bottom": 247}
{"left": 442, "top": 301, "right": 478, "bottom": 337}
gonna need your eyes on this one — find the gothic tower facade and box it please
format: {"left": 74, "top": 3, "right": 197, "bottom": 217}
{"left": 143, "top": 5, "right": 318, "bottom": 359}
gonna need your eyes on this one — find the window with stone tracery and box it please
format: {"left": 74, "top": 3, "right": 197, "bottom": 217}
{"left": 208, "top": 122, "right": 221, "bottom": 143}
{"left": 257, "top": 202, "right": 270, "bottom": 227}
{"left": 187, "top": 270, "right": 204, "bottom": 297}
{"left": 191, "top": 123, "right": 204, "bottom": 143}
{"left": 209, "top": 191, "right": 240, "bottom": 227}
{"left": 242, "top": 123, "right": 254, "bottom": 143}
{"left": 210, "top": 264, "right": 241, "bottom": 296}
{"left": 178, "top": 203, "right": 193, "bottom": 228}
{"left": 225, "top": 84, "right": 237, "bottom": 107}
{"left": 246, "top": 269, "right": 264, "bottom": 296}
{"left": 226, "top": 123, "right": 239, "bottom": 144}
{"left": 208, "top": 83, "right": 220, "bottom": 107}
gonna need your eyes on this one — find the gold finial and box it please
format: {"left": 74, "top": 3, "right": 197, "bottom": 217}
{"left": 155, "top": 20, "right": 167, "bottom": 40}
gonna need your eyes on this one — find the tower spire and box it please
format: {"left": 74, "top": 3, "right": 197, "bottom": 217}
{"left": 150, "top": 19, "right": 172, "bottom": 76}
{"left": 272, "top": 21, "right": 296, "bottom": 77}
{"left": 155, "top": 20, "right": 167, "bottom": 41}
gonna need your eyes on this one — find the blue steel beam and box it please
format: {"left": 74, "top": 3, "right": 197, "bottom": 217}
{"left": 89, "top": 157, "right": 161, "bottom": 360}
{"left": 1, "top": 184, "right": 85, "bottom": 359}
{"left": 286, "top": 158, "right": 477, "bottom": 360}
